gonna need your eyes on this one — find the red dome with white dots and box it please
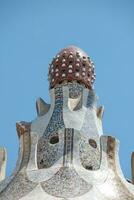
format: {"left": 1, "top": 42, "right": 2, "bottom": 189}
{"left": 48, "top": 46, "right": 96, "bottom": 89}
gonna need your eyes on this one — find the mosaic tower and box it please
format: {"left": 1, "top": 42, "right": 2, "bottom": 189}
{"left": 0, "top": 46, "right": 134, "bottom": 199}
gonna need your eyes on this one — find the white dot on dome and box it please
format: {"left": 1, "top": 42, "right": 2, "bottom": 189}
{"left": 68, "top": 65, "right": 73, "bottom": 68}
{"left": 62, "top": 63, "right": 66, "bottom": 67}
{"left": 75, "top": 72, "right": 79, "bottom": 77}
{"left": 69, "top": 55, "right": 73, "bottom": 59}
{"left": 92, "top": 76, "right": 96, "bottom": 80}
{"left": 56, "top": 59, "right": 59, "bottom": 62}
{"left": 82, "top": 72, "right": 86, "bottom": 76}
{"left": 52, "top": 79, "right": 54, "bottom": 82}
{"left": 92, "top": 75, "right": 95, "bottom": 78}
{"left": 76, "top": 63, "right": 80, "bottom": 67}
{"left": 56, "top": 73, "right": 59, "bottom": 77}
{"left": 62, "top": 74, "right": 66, "bottom": 77}
{"left": 68, "top": 69, "right": 73, "bottom": 73}
{"left": 62, "top": 59, "right": 66, "bottom": 63}
{"left": 82, "top": 68, "right": 86, "bottom": 71}
{"left": 88, "top": 78, "right": 90, "bottom": 82}
{"left": 55, "top": 68, "right": 59, "bottom": 72}
{"left": 51, "top": 69, "right": 54, "bottom": 73}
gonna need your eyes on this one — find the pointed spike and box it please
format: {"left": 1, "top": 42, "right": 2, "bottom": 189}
{"left": 97, "top": 106, "right": 104, "bottom": 120}
{"left": 16, "top": 121, "right": 31, "bottom": 137}
{"left": 36, "top": 97, "right": 50, "bottom": 116}
{"left": 131, "top": 152, "right": 134, "bottom": 184}
{"left": 0, "top": 147, "right": 7, "bottom": 181}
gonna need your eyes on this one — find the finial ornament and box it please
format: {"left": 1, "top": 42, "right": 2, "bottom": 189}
{"left": 49, "top": 46, "right": 96, "bottom": 89}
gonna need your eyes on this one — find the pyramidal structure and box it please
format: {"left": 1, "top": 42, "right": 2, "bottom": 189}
{"left": 0, "top": 46, "right": 134, "bottom": 199}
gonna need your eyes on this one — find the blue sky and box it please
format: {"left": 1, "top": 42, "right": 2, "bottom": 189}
{"left": 0, "top": 0, "right": 134, "bottom": 179}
